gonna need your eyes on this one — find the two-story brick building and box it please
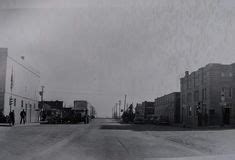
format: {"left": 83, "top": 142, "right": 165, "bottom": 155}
{"left": 180, "top": 63, "right": 235, "bottom": 127}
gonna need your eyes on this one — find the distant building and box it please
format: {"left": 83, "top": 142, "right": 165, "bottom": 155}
{"left": 154, "top": 92, "right": 180, "bottom": 124}
{"left": 135, "top": 103, "right": 144, "bottom": 116}
{"left": 39, "top": 100, "right": 63, "bottom": 110}
{"left": 142, "top": 101, "right": 155, "bottom": 120}
{"left": 180, "top": 63, "right": 235, "bottom": 127}
{"left": 134, "top": 103, "right": 144, "bottom": 123}
{"left": 0, "top": 48, "right": 40, "bottom": 124}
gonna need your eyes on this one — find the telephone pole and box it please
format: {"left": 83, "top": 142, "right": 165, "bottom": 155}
{"left": 124, "top": 94, "right": 127, "bottom": 111}
{"left": 41, "top": 86, "right": 45, "bottom": 107}
{"left": 112, "top": 107, "right": 114, "bottom": 118}
{"left": 39, "top": 86, "right": 45, "bottom": 121}
{"left": 39, "top": 86, "right": 45, "bottom": 110}
{"left": 115, "top": 103, "right": 118, "bottom": 119}
{"left": 118, "top": 100, "right": 121, "bottom": 118}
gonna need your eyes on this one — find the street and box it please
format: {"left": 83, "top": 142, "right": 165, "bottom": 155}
{"left": 1, "top": 119, "right": 235, "bottom": 160}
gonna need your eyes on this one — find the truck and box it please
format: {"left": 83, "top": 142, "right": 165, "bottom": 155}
{"left": 74, "top": 100, "right": 96, "bottom": 124}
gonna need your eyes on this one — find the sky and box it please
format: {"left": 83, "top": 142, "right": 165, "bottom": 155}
{"left": 0, "top": 0, "right": 235, "bottom": 117}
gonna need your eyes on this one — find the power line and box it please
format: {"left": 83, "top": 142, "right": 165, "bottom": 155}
{"left": 7, "top": 56, "right": 40, "bottom": 78}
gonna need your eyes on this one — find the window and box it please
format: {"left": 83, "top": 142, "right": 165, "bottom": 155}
{"left": 189, "top": 77, "right": 193, "bottom": 89}
{"left": 222, "top": 87, "right": 225, "bottom": 93}
{"left": 201, "top": 69, "right": 204, "bottom": 84}
{"left": 229, "top": 88, "right": 232, "bottom": 98}
{"left": 21, "top": 100, "right": 24, "bottom": 107}
{"left": 202, "top": 88, "right": 207, "bottom": 100}
{"left": 193, "top": 73, "right": 196, "bottom": 88}
{"left": 209, "top": 109, "right": 215, "bottom": 115}
{"left": 203, "top": 104, "right": 207, "bottom": 113}
{"left": 188, "top": 106, "right": 192, "bottom": 116}
{"left": 182, "top": 94, "right": 185, "bottom": 104}
{"left": 205, "top": 88, "right": 207, "bottom": 100}
{"left": 221, "top": 87, "right": 232, "bottom": 98}
{"left": 221, "top": 72, "right": 225, "bottom": 77}
{"left": 187, "top": 79, "right": 189, "bottom": 89}
{"left": 187, "top": 93, "right": 192, "bottom": 103}
{"left": 194, "top": 90, "right": 199, "bottom": 102}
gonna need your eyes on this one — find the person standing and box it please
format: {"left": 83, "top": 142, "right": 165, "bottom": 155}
{"left": 9, "top": 110, "right": 15, "bottom": 126}
{"left": 23, "top": 109, "right": 26, "bottom": 124}
{"left": 20, "top": 109, "right": 26, "bottom": 124}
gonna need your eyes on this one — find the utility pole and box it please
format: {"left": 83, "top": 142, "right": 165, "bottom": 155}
{"left": 112, "top": 107, "right": 113, "bottom": 118}
{"left": 113, "top": 104, "right": 117, "bottom": 119}
{"left": 112, "top": 106, "right": 115, "bottom": 118}
{"left": 39, "top": 86, "right": 45, "bottom": 121}
{"left": 124, "top": 94, "right": 127, "bottom": 112}
{"left": 41, "top": 86, "right": 45, "bottom": 108}
{"left": 9, "top": 66, "right": 14, "bottom": 112}
{"left": 115, "top": 103, "right": 118, "bottom": 119}
{"left": 118, "top": 100, "right": 121, "bottom": 118}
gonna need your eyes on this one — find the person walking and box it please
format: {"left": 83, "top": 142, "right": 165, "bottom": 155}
{"left": 20, "top": 109, "right": 26, "bottom": 124}
{"left": 9, "top": 110, "right": 15, "bottom": 126}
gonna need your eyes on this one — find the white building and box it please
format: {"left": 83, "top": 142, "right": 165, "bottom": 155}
{"left": 0, "top": 48, "right": 40, "bottom": 124}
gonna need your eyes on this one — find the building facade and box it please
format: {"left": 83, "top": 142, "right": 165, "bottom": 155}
{"left": 154, "top": 92, "right": 181, "bottom": 124}
{"left": 0, "top": 48, "right": 40, "bottom": 124}
{"left": 134, "top": 103, "right": 144, "bottom": 122}
{"left": 135, "top": 103, "right": 144, "bottom": 117}
{"left": 180, "top": 63, "right": 235, "bottom": 127}
{"left": 142, "top": 101, "right": 155, "bottom": 120}
{"left": 39, "top": 100, "right": 64, "bottom": 110}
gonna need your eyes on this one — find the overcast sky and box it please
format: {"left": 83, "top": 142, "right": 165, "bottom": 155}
{"left": 0, "top": 0, "right": 235, "bottom": 117}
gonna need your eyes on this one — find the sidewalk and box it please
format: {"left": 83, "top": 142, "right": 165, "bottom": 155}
{"left": 0, "top": 122, "right": 40, "bottom": 127}
{"left": 0, "top": 123, "right": 11, "bottom": 127}
{"left": 15, "top": 122, "right": 40, "bottom": 127}
{"left": 147, "top": 154, "right": 235, "bottom": 160}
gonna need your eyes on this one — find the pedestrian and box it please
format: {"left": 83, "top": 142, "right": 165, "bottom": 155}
{"left": 23, "top": 109, "right": 26, "bottom": 124}
{"left": 20, "top": 109, "right": 26, "bottom": 124}
{"left": 9, "top": 110, "right": 15, "bottom": 126}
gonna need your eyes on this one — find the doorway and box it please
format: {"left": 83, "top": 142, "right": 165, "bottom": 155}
{"left": 223, "top": 108, "right": 231, "bottom": 125}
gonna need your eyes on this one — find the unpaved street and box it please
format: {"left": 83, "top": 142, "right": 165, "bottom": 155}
{"left": 1, "top": 119, "right": 235, "bottom": 160}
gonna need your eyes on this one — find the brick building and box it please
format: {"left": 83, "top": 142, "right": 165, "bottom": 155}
{"left": 180, "top": 63, "right": 235, "bottom": 127}
{"left": 154, "top": 92, "right": 181, "bottom": 124}
{"left": 135, "top": 103, "right": 144, "bottom": 117}
{"left": 142, "top": 101, "right": 155, "bottom": 120}
{"left": 134, "top": 103, "right": 144, "bottom": 123}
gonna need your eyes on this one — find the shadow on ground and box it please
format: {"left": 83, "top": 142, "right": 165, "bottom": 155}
{"left": 100, "top": 123, "right": 235, "bottom": 132}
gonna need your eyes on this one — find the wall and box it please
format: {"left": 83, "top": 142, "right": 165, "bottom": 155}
{"left": 0, "top": 49, "right": 7, "bottom": 112}
{"left": 181, "top": 63, "right": 235, "bottom": 127}
{"left": 155, "top": 92, "right": 180, "bottom": 124}
{"left": 3, "top": 54, "right": 40, "bottom": 124}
